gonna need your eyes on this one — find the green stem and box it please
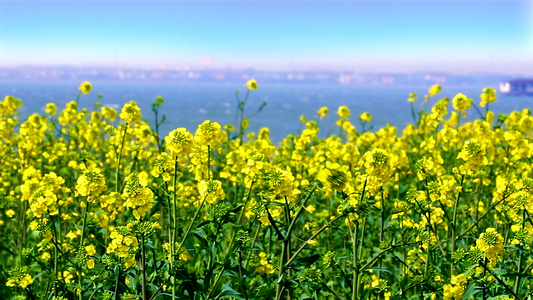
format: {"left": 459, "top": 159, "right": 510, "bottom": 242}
{"left": 207, "top": 144, "right": 211, "bottom": 180}
{"left": 285, "top": 213, "right": 346, "bottom": 267}
{"left": 379, "top": 190, "right": 385, "bottom": 284}
{"left": 275, "top": 241, "right": 288, "bottom": 300}
{"left": 244, "top": 226, "right": 261, "bottom": 269}
{"left": 514, "top": 209, "right": 526, "bottom": 295}
{"left": 141, "top": 234, "right": 147, "bottom": 300}
{"left": 238, "top": 251, "right": 249, "bottom": 300}
{"left": 154, "top": 109, "right": 161, "bottom": 153}
{"left": 176, "top": 197, "right": 206, "bottom": 256}
{"left": 358, "top": 241, "right": 419, "bottom": 273}
{"left": 350, "top": 222, "right": 358, "bottom": 300}
{"left": 114, "top": 262, "right": 121, "bottom": 300}
{"left": 225, "top": 181, "right": 255, "bottom": 258}
{"left": 458, "top": 196, "right": 507, "bottom": 239}
{"left": 115, "top": 123, "right": 129, "bottom": 192}
{"left": 171, "top": 156, "right": 179, "bottom": 296}
{"left": 78, "top": 200, "right": 89, "bottom": 300}
{"left": 450, "top": 174, "right": 465, "bottom": 276}
{"left": 480, "top": 258, "right": 520, "bottom": 299}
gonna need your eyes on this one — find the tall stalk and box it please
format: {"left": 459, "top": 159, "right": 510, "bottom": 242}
{"left": 115, "top": 123, "right": 129, "bottom": 192}
{"left": 349, "top": 221, "right": 358, "bottom": 300}
{"left": 514, "top": 208, "right": 526, "bottom": 295}
{"left": 450, "top": 174, "right": 465, "bottom": 276}
{"left": 78, "top": 200, "right": 89, "bottom": 300}
{"left": 170, "top": 156, "right": 179, "bottom": 296}
{"left": 141, "top": 234, "right": 147, "bottom": 300}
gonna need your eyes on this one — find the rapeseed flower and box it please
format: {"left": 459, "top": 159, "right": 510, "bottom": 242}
{"left": 475, "top": 228, "right": 504, "bottom": 260}
{"left": 6, "top": 273, "right": 33, "bottom": 288}
{"left": 79, "top": 81, "right": 92, "bottom": 94}
{"left": 408, "top": 92, "right": 417, "bottom": 102}
{"left": 76, "top": 169, "right": 107, "bottom": 197}
{"left": 359, "top": 111, "right": 372, "bottom": 123}
{"left": 317, "top": 106, "right": 328, "bottom": 119}
{"left": 456, "top": 138, "right": 488, "bottom": 174}
{"left": 452, "top": 93, "right": 472, "bottom": 115}
{"left": 119, "top": 100, "right": 142, "bottom": 123}
{"left": 45, "top": 103, "right": 57, "bottom": 116}
{"left": 480, "top": 87, "right": 496, "bottom": 107}
{"left": 194, "top": 120, "right": 226, "bottom": 147}
{"left": 101, "top": 106, "right": 117, "bottom": 121}
{"left": 337, "top": 106, "right": 351, "bottom": 119}
{"left": 122, "top": 172, "right": 154, "bottom": 219}
{"left": 198, "top": 180, "right": 225, "bottom": 204}
{"left": 165, "top": 127, "right": 193, "bottom": 157}
{"left": 246, "top": 79, "right": 258, "bottom": 90}
{"left": 428, "top": 84, "right": 441, "bottom": 97}
{"left": 442, "top": 274, "right": 467, "bottom": 300}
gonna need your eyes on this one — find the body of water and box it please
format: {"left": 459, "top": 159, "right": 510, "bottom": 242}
{"left": 1, "top": 80, "right": 531, "bottom": 143}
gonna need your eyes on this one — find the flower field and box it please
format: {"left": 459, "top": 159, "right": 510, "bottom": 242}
{"left": 1, "top": 81, "right": 533, "bottom": 300}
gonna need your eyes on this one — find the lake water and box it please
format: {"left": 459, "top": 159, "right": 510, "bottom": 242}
{"left": 1, "top": 80, "right": 531, "bottom": 143}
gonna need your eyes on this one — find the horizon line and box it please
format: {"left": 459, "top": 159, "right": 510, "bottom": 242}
{"left": 2, "top": 64, "right": 533, "bottom": 76}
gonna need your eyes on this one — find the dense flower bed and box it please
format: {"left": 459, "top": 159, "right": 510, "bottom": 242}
{"left": 1, "top": 81, "right": 532, "bottom": 300}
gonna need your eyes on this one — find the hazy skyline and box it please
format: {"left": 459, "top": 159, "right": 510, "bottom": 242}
{"left": 1, "top": 0, "right": 532, "bottom": 74}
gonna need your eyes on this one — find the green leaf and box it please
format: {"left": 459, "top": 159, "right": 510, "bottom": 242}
{"left": 292, "top": 254, "right": 320, "bottom": 267}
{"left": 493, "top": 268, "right": 507, "bottom": 276}
{"left": 367, "top": 267, "right": 393, "bottom": 275}
{"left": 215, "top": 282, "right": 244, "bottom": 300}
{"left": 193, "top": 229, "right": 209, "bottom": 248}
{"left": 230, "top": 204, "right": 244, "bottom": 214}
{"left": 463, "top": 282, "right": 482, "bottom": 298}
{"left": 196, "top": 219, "right": 213, "bottom": 229}
{"left": 158, "top": 293, "right": 181, "bottom": 299}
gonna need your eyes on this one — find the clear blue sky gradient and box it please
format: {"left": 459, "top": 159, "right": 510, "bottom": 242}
{"left": 1, "top": 0, "right": 532, "bottom": 73}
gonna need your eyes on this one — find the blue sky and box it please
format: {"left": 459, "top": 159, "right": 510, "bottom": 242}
{"left": 0, "top": 0, "right": 532, "bottom": 74}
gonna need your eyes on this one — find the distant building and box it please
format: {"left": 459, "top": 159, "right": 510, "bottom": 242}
{"left": 500, "top": 79, "right": 533, "bottom": 95}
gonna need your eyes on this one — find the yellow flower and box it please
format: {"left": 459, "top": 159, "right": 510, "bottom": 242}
{"left": 122, "top": 172, "right": 154, "bottom": 219}
{"left": 456, "top": 139, "right": 487, "bottom": 174}
{"left": 101, "top": 106, "right": 117, "bottom": 121}
{"left": 241, "top": 118, "right": 249, "bottom": 130}
{"left": 76, "top": 169, "right": 107, "bottom": 197}
{"left": 246, "top": 79, "right": 258, "bottom": 90}
{"left": 79, "top": 81, "right": 92, "bottom": 94}
{"left": 45, "top": 103, "right": 57, "bottom": 116}
{"left": 85, "top": 244, "right": 96, "bottom": 256}
{"left": 198, "top": 180, "right": 225, "bottom": 204}
{"left": 125, "top": 256, "right": 137, "bottom": 269}
{"left": 165, "top": 128, "right": 194, "bottom": 157}
{"left": 317, "top": 106, "right": 329, "bottom": 119}
{"left": 428, "top": 84, "right": 441, "bottom": 97}
{"left": 337, "top": 106, "right": 351, "bottom": 119}
{"left": 480, "top": 87, "right": 496, "bottom": 107}
{"left": 5, "top": 209, "right": 15, "bottom": 218}
{"left": 194, "top": 120, "right": 227, "bottom": 147}
{"left": 359, "top": 112, "right": 372, "bottom": 123}
{"left": 475, "top": 228, "right": 504, "bottom": 259}
{"left": 19, "top": 273, "right": 33, "bottom": 288}
{"left": 119, "top": 100, "right": 142, "bottom": 123}
{"left": 151, "top": 152, "right": 175, "bottom": 181}
{"left": 307, "top": 239, "right": 318, "bottom": 246}
{"left": 41, "top": 252, "right": 51, "bottom": 261}
{"left": 87, "top": 259, "right": 95, "bottom": 269}
{"left": 408, "top": 92, "right": 417, "bottom": 102}
{"left": 452, "top": 93, "right": 472, "bottom": 115}
{"left": 363, "top": 148, "right": 393, "bottom": 184}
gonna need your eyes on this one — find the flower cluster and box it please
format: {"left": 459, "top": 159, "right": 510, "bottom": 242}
{"left": 2, "top": 81, "right": 533, "bottom": 300}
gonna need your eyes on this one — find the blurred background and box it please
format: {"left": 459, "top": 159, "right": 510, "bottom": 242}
{"left": 1, "top": 0, "right": 532, "bottom": 141}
